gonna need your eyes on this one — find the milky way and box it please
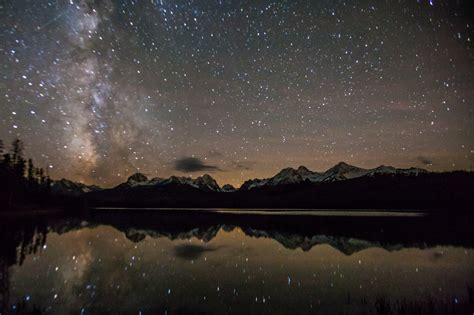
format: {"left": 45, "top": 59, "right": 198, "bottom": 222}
{"left": 1, "top": 0, "right": 473, "bottom": 187}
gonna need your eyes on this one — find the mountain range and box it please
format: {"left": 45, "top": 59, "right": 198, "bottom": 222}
{"left": 51, "top": 162, "right": 428, "bottom": 195}
{"left": 239, "top": 162, "right": 426, "bottom": 190}
{"left": 48, "top": 162, "right": 473, "bottom": 210}
{"left": 51, "top": 178, "right": 102, "bottom": 196}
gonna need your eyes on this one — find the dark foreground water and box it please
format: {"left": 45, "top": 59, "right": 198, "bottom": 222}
{"left": 1, "top": 209, "right": 473, "bottom": 314}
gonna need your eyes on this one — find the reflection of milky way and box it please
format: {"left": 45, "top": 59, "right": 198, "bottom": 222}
{"left": 9, "top": 226, "right": 474, "bottom": 314}
{"left": 1, "top": 1, "right": 473, "bottom": 187}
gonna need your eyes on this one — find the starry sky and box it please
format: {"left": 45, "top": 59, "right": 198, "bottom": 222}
{"left": 1, "top": 0, "right": 473, "bottom": 187}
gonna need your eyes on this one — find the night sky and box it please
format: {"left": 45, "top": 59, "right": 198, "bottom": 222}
{"left": 1, "top": 0, "right": 473, "bottom": 187}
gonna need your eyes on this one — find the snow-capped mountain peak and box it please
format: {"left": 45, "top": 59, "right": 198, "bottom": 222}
{"left": 239, "top": 162, "right": 428, "bottom": 190}
{"left": 106, "top": 162, "right": 430, "bottom": 193}
{"left": 296, "top": 165, "right": 312, "bottom": 175}
{"left": 51, "top": 178, "right": 102, "bottom": 196}
{"left": 221, "top": 184, "right": 237, "bottom": 192}
{"left": 116, "top": 173, "right": 221, "bottom": 192}
{"left": 267, "top": 167, "right": 304, "bottom": 185}
{"left": 193, "top": 174, "right": 221, "bottom": 191}
{"left": 321, "top": 162, "right": 370, "bottom": 181}
{"left": 126, "top": 173, "right": 149, "bottom": 187}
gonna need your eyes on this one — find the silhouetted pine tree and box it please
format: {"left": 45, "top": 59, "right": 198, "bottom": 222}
{"left": 45, "top": 175, "right": 52, "bottom": 195}
{"left": 2, "top": 152, "right": 11, "bottom": 167}
{"left": 0, "top": 140, "right": 10, "bottom": 207}
{"left": 11, "top": 139, "right": 23, "bottom": 166}
{"left": 38, "top": 167, "right": 45, "bottom": 185}
{"left": 27, "top": 159, "right": 35, "bottom": 183}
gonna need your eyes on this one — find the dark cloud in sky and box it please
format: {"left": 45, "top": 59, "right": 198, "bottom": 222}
{"left": 231, "top": 161, "right": 254, "bottom": 171}
{"left": 174, "top": 157, "right": 220, "bottom": 172}
{"left": 417, "top": 156, "right": 433, "bottom": 166}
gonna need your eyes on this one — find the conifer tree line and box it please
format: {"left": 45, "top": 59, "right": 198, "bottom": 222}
{"left": 0, "top": 138, "right": 52, "bottom": 208}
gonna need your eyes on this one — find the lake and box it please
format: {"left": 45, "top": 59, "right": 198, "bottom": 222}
{"left": 1, "top": 209, "right": 473, "bottom": 314}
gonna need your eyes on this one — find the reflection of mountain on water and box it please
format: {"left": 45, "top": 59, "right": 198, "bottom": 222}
{"left": 122, "top": 225, "right": 400, "bottom": 255}
{"left": 241, "top": 228, "right": 391, "bottom": 255}
{"left": 83, "top": 210, "right": 473, "bottom": 255}
{"left": 38, "top": 219, "right": 412, "bottom": 255}
{"left": 2, "top": 215, "right": 473, "bottom": 315}
{"left": 125, "top": 226, "right": 221, "bottom": 243}
{"left": 1, "top": 211, "right": 473, "bottom": 269}
{"left": 0, "top": 223, "right": 405, "bottom": 263}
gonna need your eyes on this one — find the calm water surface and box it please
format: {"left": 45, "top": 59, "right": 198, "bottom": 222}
{"left": 97, "top": 207, "right": 426, "bottom": 217}
{"left": 1, "top": 209, "right": 473, "bottom": 314}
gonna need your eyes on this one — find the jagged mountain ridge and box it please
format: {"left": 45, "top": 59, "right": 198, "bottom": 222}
{"left": 240, "top": 162, "right": 427, "bottom": 190}
{"left": 114, "top": 162, "right": 427, "bottom": 193}
{"left": 53, "top": 162, "right": 428, "bottom": 195}
{"left": 50, "top": 178, "right": 102, "bottom": 196}
{"left": 115, "top": 173, "right": 221, "bottom": 192}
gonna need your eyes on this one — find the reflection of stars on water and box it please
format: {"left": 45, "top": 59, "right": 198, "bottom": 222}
{"left": 7, "top": 223, "right": 473, "bottom": 313}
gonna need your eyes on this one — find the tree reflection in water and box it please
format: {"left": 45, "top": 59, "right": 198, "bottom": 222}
{"left": 0, "top": 211, "right": 473, "bottom": 314}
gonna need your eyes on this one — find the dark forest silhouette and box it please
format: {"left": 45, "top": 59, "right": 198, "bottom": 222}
{"left": 0, "top": 139, "right": 53, "bottom": 211}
